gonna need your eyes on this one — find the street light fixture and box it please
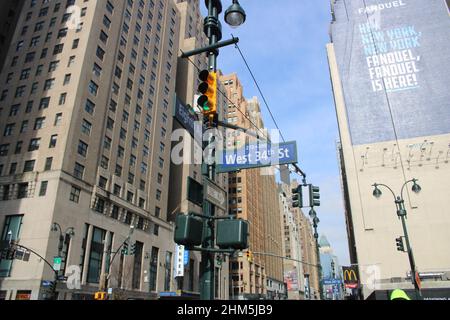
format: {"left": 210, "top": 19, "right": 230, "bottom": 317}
{"left": 371, "top": 179, "right": 423, "bottom": 300}
{"left": 224, "top": 0, "right": 246, "bottom": 28}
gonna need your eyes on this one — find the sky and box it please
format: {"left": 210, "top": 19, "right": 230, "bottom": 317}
{"left": 201, "top": 0, "right": 350, "bottom": 265}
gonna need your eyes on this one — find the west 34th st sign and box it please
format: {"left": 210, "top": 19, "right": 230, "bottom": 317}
{"left": 216, "top": 141, "right": 298, "bottom": 173}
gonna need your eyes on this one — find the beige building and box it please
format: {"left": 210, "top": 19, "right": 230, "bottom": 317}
{"left": 328, "top": 0, "right": 450, "bottom": 298}
{"left": 0, "top": 0, "right": 182, "bottom": 300}
{"left": 220, "top": 73, "right": 284, "bottom": 299}
{"left": 167, "top": 0, "right": 229, "bottom": 299}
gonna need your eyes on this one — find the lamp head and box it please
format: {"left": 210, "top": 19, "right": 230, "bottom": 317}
{"left": 225, "top": 0, "right": 246, "bottom": 28}
{"left": 412, "top": 179, "right": 421, "bottom": 194}
{"left": 372, "top": 184, "right": 382, "bottom": 199}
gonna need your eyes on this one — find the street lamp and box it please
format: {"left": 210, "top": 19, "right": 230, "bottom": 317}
{"left": 371, "top": 179, "right": 423, "bottom": 300}
{"left": 50, "top": 222, "right": 75, "bottom": 300}
{"left": 224, "top": 0, "right": 246, "bottom": 28}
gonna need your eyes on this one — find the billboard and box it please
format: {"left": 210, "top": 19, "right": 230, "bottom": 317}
{"left": 331, "top": 0, "right": 450, "bottom": 145}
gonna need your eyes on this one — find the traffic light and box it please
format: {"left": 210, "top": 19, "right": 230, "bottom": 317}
{"left": 121, "top": 240, "right": 129, "bottom": 255}
{"left": 246, "top": 250, "right": 253, "bottom": 262}
{"left": 396, "top": 237, "right": 405, "bottom": 252}
{"left": 94, "top": 291, "right": 107, "bottom": 300}
{"left": 291, "top": 186, "right": 303, "bottom": 208}
{"left": 203, "top": 112, "right": 218, "bottom": 128}
{"left": 0, "top": 247, "right": 15, "bottom": 260}
{"left": 309, "top": 185, "right": 320, "bottom": 207}
{"left": 130, "top": 242, "right": 136, "bottom": 256}
{"left": 197, "top": 70, "right": 217, "bottom": 117}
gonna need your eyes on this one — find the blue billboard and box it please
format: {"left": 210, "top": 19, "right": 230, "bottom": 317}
{"left": 331, "top": 0, "right": 450, "bottom": 145}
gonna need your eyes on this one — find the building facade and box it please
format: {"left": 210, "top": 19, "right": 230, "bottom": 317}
{"left": 0, "top": 0, "right": 182, "bottom": 300}
{"left": 328, "top": 0, "right": 450, "bottom": 298}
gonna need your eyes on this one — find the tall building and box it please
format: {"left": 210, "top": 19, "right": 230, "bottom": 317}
{"left": 0, "top": 0, "right": 25, "bottom": 73}
{"left": 167, "top": 0, "right": 229, "bottom": 300}
{"left": 220, "top": 73, "right": 284, "bottom": 299}
{"left": 328, "top": 0, "right": 450, "bottom": 298}
{"left": 0, "top": 0, "right": 181, "bottom": 300}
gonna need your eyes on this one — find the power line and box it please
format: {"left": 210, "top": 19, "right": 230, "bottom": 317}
{"left": 234, "top": 41, "right": 287, "bottom": 143}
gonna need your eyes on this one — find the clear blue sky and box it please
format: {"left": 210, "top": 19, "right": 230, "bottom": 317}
{"left": 201, "top": 0, "right": 350, "bottom": 265}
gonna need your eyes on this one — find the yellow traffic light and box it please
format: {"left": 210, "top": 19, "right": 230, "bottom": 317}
{"left": 197, "top": 70, "right": 217, "bottom": 116}
{"left": 94, "top": 291, "right": 107, "bottom": 300}
{"left": 246, "top": 250, "right": 252, "bottom": 262}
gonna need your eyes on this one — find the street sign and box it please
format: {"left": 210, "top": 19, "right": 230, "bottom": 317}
{"left": 183, "top": 250, "right": 189, "bottom": 265}
{"left": 216, "top": 141, "right": 298, "bottom": 173}
{"left": 174, "top": 245, "right": 185, "bottom": 278}
{"left": 53, "top": 257, "right": 62, "bottom": 271}
{"left": 42, "top": 280, "right": 52, "bottom": 287}
{"left": 203, "top": 177, "right": 227, "bottom": 211}
{"left": 323, "top": 279, "right": 342, "bottom": 286}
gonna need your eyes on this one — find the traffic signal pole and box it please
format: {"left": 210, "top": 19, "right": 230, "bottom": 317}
{"left": 199, "top": 0, "right": 220, "bottom": 301}
{"left": 179, "top": 0, "right": 248, "bottom": 300}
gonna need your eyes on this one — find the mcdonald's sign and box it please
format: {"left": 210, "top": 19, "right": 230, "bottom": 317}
{"left": 342, "top": 266, "right": 359, "bottom": 289}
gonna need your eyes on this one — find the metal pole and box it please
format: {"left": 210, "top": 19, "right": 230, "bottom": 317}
{"left": 398, "top": 200, "right": 422, "bottom": 300}
{"left": 200, "top": 0, "right": 221, "bottom": 301}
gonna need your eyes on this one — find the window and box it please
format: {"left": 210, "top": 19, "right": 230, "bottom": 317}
{"left": 81, "top": 119, "right": 92, "bottom": 135}
{"left": 74, "top": 162, "right": 85, "bottom": 179}
{"left": 113, "top": 184, "right": 121, "bottom": 196}
{"left": 68, "top": 56, "right": 75, "bottom": 67}
{"left": 127, "top": 191, "right": 134, "bottom": 202}
{"left": 23, "top": 160, "right": 35, "bottom": 173}
{"left": 9, "top": 104, "right": 19, "bottom": 116}
{"left": 44, "top": 78, "right": 55, "bottom": 90}
{"left": 64, "top": 74, "right": 71, "bottom": 85}
{"left": 0, "top": 215, "right": 24, "bottom": 276}
{"left": 53, "top": 44, "right": 64, "bottom": 55}
{"left": 72, "top": 39, "right": 79, "bottom": 49}
{"left": 28, "top": 138, "right": 40, "bottom": 151}
{"left": 3, "top": 124, "right": 15, "bottom": 137}
{"left": 59, "top": 93, "right": 67, "bottom": 105}
{"left": 13, "top": 141, "right": 22, "bottom": 154}
{"left": 85, "top": 99, "right": 95, "bottom": 114}
{"left": 0, "top": 144, "right": 9, "bottom": 156}
{"left": 100, "top": 30, "right": 108, "bottom": 44}
{"left": 96, "top": 46, "right": 105, "bottom": 61}
{"left": 20, "top": 121, "right": 28, "bottom": 133}
{"left": 49, "top": 135, "right": 58, "bottom": 148}
{"left": 44, "top": 157, "right": 53, "bottom": 171}
{"left": 34, "top": 117, "right": 45, "bottom": 130}
{"left": 149, "top": 247, "right": 159, "bottom": 291}
{"left": 39, "top": 181, "right": 48, "bottom": 196}
{"left": 39, "top": 97, "right": 50, "bottom": 109}
{"left": 87, "top": 227, "right": 106, "bottom": 284}
{"left": 49, "top": 60, "right": 59, "bottom": 72}
{"left": 93, "top": 63, "right": 102, "bottom": 77}
{"left": 155, "top": 207, "right": 161, "bottom": 218}
{"left": 153, "top": 224, "right": 159, "bottom": 236}
{"left": 54, "top": 113, "right": 62, "bottom": 126}
{"left": 78, "top": 141, "right": 88, "bottom": 157}
{"left": 88, "top": 81, "right": 98, "bottom": 96}
{"left": 9, "top": 163, "right": 17, "bottom": 175}
{"left": 69, "top": 186, "right": 81, "bottom": 203}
